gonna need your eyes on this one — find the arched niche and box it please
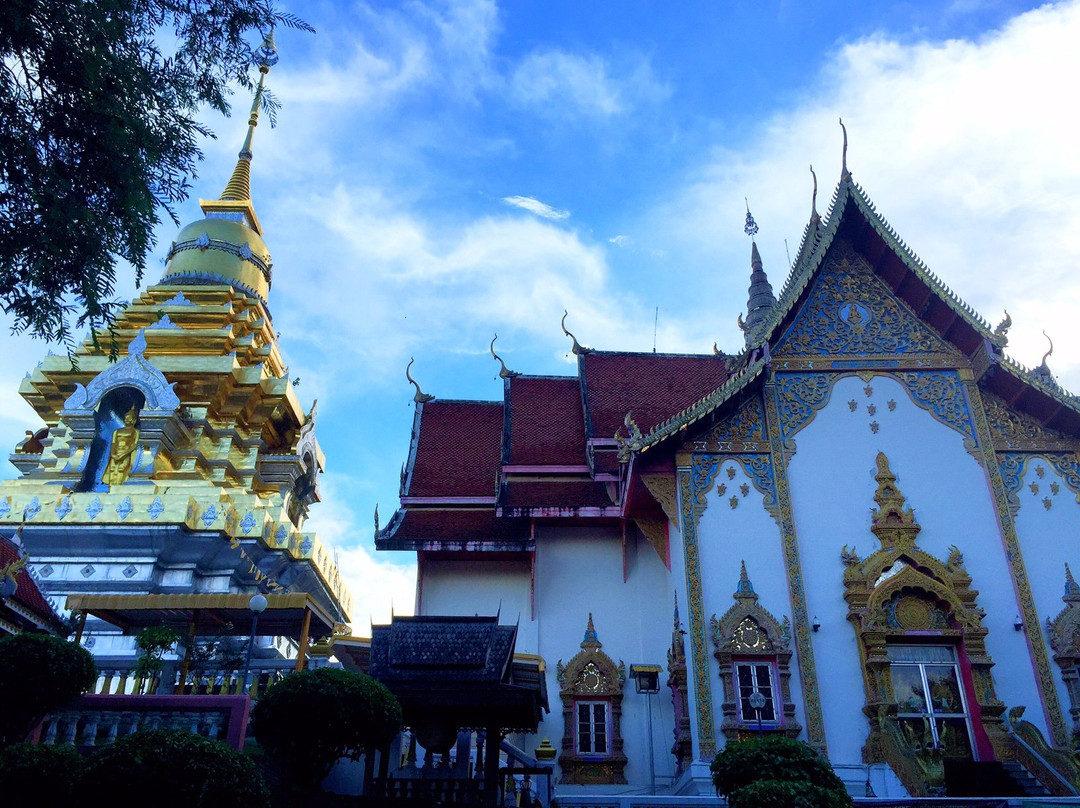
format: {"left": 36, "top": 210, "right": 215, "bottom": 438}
{"left": 76, "top": 385, "right": 145, "bottom": 492}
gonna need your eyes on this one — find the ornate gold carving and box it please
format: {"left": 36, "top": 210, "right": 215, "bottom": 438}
{"left": 762, "top": 383, "right": 827, "bottom": 752}
{"left": 983, "top": 390, "right": 1075, "bottom": 451}
{"left": 1007, "top": 707, "right": 1080, "bottom": 795}
{"left": 845, "top": 452, "right": 1011, "bottom": 795}
{"left": 966, "top": 381, "right": 1069, "bottom": 746}
{"left": 641, "top": 473, "right": 679, "bottom": 527}
{"left": 632, "top": 516, "right": 667, "bottom": 565}
{"left": 710, "top": 562, "right": 801, "bottom": 741}
{"left": 667, "top": 593, "right": 693, "bottom": 776}
{"left": 775, "top": 240, "right": 957, "bottom": 359}
{"left": 677, "top": 464, "right": 717, "bottom": 759}
{"left": 556, "top": 615, "right": 628, "bottom": 785}
{"left": 1048, "top": 565, "right": 1080, "bottom": 741}
{"left": 692, "top": 396, "right": 769, "bottom": 453}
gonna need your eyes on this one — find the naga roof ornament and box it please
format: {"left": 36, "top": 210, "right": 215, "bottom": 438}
{"left": 405, "top": 358, "right": 435, "bottom": 403}
{"left": 489, "top": 334, "right": 520, "bottom": 379}
{"left": 1030, "top": 331, "right": 1060, "bottom": 390}
{"left": 809, "top": 164, "right": 821, "bottom": 226}
{"left": 992, "top": 310, "right": 1012, "bottom": 348}
{"left": 561, "top": 310, "right": 591, "bottom": 355}
{"left": 839, "top": 117, "right": 851, "bottom": 182}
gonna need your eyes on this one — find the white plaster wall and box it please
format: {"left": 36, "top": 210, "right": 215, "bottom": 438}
{"left": 533, "top": 525, "right": 678, "bottom": 794}
{"left": 787, "top": 373, "right": 1046, "bottom": 764}
{"left": 418, "top": 557, "right": 536, "bottom": 653}
{"left": 695, "top": 458, "right": 805, "bottom": 744}
{"left": 1013, "top": 457, "right": 1080, "bottom": 734}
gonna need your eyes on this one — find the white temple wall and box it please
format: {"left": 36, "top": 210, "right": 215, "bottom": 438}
{"left": 695, "top": 457, "right": 805, "bottom": 743}
{"left": 1012, "top": 457, "right": 1080, "bottom": 729}
{"left": 418, "top": 557, "right": 536, "bottom": 652}
{"left": 787, "top": 373, "right": 1046, "bottom": 760}
{"left": 533, "top": 525, "right": 678, "bottom": 791}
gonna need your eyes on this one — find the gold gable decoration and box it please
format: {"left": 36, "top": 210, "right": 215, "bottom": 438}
{"left": 555, "top": 614, "right": 628, "bottom": 785}
{"left": 843, "top": 452, "right": 1009, "bottom": 796}
{"left": 1049, "top": 565, "right": 1080, "bottom": 747}
{"left": 710, "top": 561, "right": 800, "bottom": 741}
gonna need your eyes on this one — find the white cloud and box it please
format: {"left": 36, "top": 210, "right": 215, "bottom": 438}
{"left": 609, "top": 234, "right": 630, "bottom": 246}
{"left": 651, "top": 0, "right": 1080, "bottom": 387}
{"left": 510, "top": 48, "right": 668, "bottom": 117}
{"left": 502, "top": 195, "right": 570, "bottom": 220}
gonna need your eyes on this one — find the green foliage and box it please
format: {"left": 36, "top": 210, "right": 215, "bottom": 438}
{"left": 251, "top": 667, "right": 402, "bottom": 790}
{"left": 132, "top": 624, "right": 179, "bottom": 688}
{"left": 710, "top": 735, "right": 853, "bottom": 808}
{"left": 0, "top": 742, "right": 85, "bottom": 802}
{"left": 0, "top": 0, "right": 312, "bottom": 350}
{"left": 0, "top": 632, "right": 97, "bottom": 748}
{"left": 81, "top": 728, "right": 270, "bottom": 808}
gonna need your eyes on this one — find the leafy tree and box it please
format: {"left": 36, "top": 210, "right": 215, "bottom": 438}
{"left": 81, "top": 728, "right": 270, "bottom": 808}
{"left": 132, "top": 624, "right": 179, "bottom": 691}
{"left": 0, "top": 742, "right": 85, "bottom": 802}
{"left": 251, "top": 667, "right": 402, "bottom": 791}
{"left": 0, "top": 631, "right": 97, "bottom": 748}
{"left": 0, "top": 0, "right": 312, "bottom": 350}
{"left": 711, "top": 735, "right": 853, "bottom": 808}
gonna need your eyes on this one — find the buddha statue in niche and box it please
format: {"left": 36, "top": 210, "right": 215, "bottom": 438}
{"left": 103, "top": 405, "right": 140, "bottom": 487}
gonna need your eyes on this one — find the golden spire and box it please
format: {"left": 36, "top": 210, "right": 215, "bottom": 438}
{"left": 405, "top": 358, "right": 435, "bottom": 403}
{"left": 221, "top": 32, "right": 277, "bottom": 202}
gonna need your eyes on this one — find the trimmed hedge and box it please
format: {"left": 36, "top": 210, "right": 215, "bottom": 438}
{"left": 711, "top": 735, "right": 853, "bottom": 808}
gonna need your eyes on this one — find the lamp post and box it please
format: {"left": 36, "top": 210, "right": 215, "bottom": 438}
{"left": 242, "top": 593, "right": 268, "bottom": 694}
{"left": 630, "top": 664, "right": 661, "bottom": 795}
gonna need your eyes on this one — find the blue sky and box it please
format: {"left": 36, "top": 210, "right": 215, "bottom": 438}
{"left": 3, "top": 0, "right": 1079, "bottom": 632}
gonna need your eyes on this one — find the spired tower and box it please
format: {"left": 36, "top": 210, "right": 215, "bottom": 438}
{"left": 0, "top": 41, "right": 351, "bottom": 659}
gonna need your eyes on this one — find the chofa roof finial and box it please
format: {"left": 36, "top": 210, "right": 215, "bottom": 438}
{"left": 839, "top": 118, "right": 851, "bottom": 182}
{"left": 810, "top": 164, "right": 820, "bottom": 224}
{"left": 405, "top": 358, "right": 435, "bottom": 403}
{"left": 489, "top": 334, "right": 520, "bottom": 379}
{"left": 561, "top": 310, "right": 590, "bottom": 355}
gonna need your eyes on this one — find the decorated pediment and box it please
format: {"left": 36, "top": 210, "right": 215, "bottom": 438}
{"left": 63, "top": 331, "right": 180, "bottom": 413}
{"left": 556, "top": 614, "right": 626, "bottom": 697}
{"left": 774, "top": 241, "right": 957, "bottom": 360}
{"left": 711, "top": 561, "right": 791, "bottom": 655}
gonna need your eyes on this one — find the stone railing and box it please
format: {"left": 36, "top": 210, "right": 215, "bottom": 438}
{"left": 35, "top": 693, "right": 251, "bottom": 750}
{"left": 89, "top": 659, "right": 301, "bottom": 698}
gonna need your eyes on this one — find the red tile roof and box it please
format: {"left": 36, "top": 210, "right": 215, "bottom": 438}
{"left": 581, "top": 351, "right": 731, "bottom": 439}
{"left": 500, "top": 480, "right": 614, "bottom": 510}
{"left": 506, "top": 376, "right": 586, "bottom": 466}
{"left": 1, "top": 535, "right": 61, "bottom": 629}
{"left": 380, "top": 509, "right": 531, "bottom": 547}
{"left": 407, "top": 401, "right": 503, "bottom": 498}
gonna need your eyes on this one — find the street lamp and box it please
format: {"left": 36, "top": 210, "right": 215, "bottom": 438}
{"left": 242, "top": 593, "right": 268, "bottom": 694}
{"left": 630, "top": 664, "right": 662, "bottom": 795}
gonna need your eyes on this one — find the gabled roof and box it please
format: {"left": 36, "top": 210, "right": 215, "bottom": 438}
{"left": 580, "top": 351, "right": 732, "bottom": 439}
{"left": 633, "top": 174, "right": 1080, "bottom": 453}
{"left": 405, "top": 400, "right": 503, "bottom": 499}
{"left": 505, "top": 376, "right": 586, "bottom": 466}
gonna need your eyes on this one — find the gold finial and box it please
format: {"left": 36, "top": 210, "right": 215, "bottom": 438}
{"left": 737, "top": 312, "right": 747, "bottom": 333}
{"left": 992, "top": 310, "right": 1012, "bottom": 347}
{"left": 561, "top": 310, "right": 590, "bottom": 355}
{"left": 870, "top": 451, "right": 921, "bottom": 551}
{"left": 1041, "top": 330, "right": 1054, "bottom": 367}
{"left": 405, "top": 358, "right": 435, "bottom": 403}
{"left": 734, "top": 559, "right": 758, "bottom": 601}
{"left": 220, "top": 32, "right": 278, "bottom": 202}
{"left": 374, "top": 504, "right": 380, "bottom": 538}
{"left": 809, "top": 164, "right": 820, "bottom": 224}
{"left": 712, "top": 341, "right": 723, "bottom": 356}
{"left": 1065, "top": 563, "right": 1080, "bottom": 600}
{"left": 489, "top": 334, "right": 520, "bottom": 379}
{"left": 839, "top": 118, "right": 851, "bottom": 182}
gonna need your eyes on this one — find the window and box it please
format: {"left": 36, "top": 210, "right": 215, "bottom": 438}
{"left": 575, "top": 701, "right": 609, "bottom": 755}
{"left": 734, "top": 661, "right": 778, "bottom": 723}
{"left": 888, "top": 645, "right": 973, "bottom": 760}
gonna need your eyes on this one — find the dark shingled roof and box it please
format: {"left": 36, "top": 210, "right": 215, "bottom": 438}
{"left": 580, "top": 351, "right": 731, "bottom": 439}
{"left": 407, "top": 401, "right": 503, "bottom": 498}
{"left": 506, "top": 376, "right": 586, "bottom": 466}
{"left": 378, "top": 509, "right": 531, "bottom": 550}
{"left": 500, "top": 480, "right": 614, "bottom": 511}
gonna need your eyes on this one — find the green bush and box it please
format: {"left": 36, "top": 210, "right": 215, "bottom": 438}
{"left": 251, "top": 667, "right": 401, "bottom": 790}
{"left": 0, "top": 742, "right": 85, "bottom": 802}
{"left": 0, "top": 632, "right": 97, "bottom": 748}
{"left": 80, "top": 728, "right": 270, "bottom": 808}
{"left": 711, "top": 735, "right": 853, "bottom": 808}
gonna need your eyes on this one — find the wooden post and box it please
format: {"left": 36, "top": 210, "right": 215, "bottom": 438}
{"left": 73, "top": 610, "right": 88, "bottom": 644}
{"left": 296, "top": 607, "right": 312, "bottom": 672}
{"left": 177, "top": 611, "right": 198, "bottom": 694}
{"left": 483, "top": 726, "right": 500, "bottom": 807}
